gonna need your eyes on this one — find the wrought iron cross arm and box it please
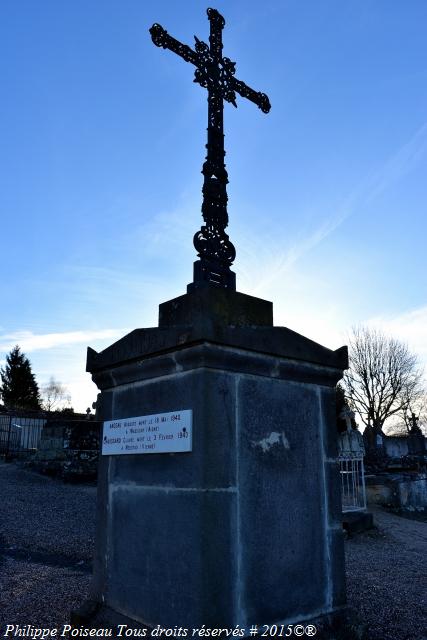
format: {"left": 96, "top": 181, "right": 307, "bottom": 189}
{"left": 230, "top": 77, "right": 271, "bottom": 113}
{"left": 149, "top": 8, "right": 271, "bottom": 292}
{"left": 150, "top": 24, "right": 199, "bottom": 66}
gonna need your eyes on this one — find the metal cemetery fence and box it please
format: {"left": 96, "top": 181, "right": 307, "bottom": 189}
{"left": 339, "top": 455, "right": 367, "bottom": 512}
{"left": 337, "top": 418, "right": 367, "bottom": 513}
{"left": 0, "top": 413, "right": 46, "bottom": 458}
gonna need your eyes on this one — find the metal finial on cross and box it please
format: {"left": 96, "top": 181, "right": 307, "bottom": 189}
{"left": 150, "top": 8, "right": 270, "bottom": 291}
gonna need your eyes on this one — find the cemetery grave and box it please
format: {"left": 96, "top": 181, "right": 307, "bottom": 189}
{"left": 82, "top": 7, "right": 351, "bottom": 634}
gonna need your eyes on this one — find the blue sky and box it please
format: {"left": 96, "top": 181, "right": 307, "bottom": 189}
{"left": 1, "top": 0, "right": 426, "bottom": 412}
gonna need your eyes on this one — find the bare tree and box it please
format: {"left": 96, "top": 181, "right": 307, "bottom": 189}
{"left": 387, "top": 389, "right": 427, "bottom": 436}
{"left": 40, "top": 377, "right": 71, "bottom": 412}
{"left": 343, "top": 326, "right": 425, "bottom": 432}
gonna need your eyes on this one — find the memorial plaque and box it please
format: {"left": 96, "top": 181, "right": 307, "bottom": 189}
{"left": 102, "top": 409, "right": 192, "bottom": 455}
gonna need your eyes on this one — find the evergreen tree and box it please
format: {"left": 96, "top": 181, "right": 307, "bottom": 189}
{"left": 0, "top": 345, "right": 41, "bottom": 410}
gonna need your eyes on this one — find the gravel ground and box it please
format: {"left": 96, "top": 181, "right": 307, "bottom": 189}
{"left": 0, "top": 461, "right": 426, "bottom": 640}
{"left": 0, "top": 461, "right": 95, "bottom": 632}
{"left": 345, "top": 507, "right": 427, "bottom": 640}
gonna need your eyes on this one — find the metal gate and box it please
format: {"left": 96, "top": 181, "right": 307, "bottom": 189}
{"left": 339, "top": 455, "right": 366, "bottom": 512}
{"left": 0, "top": 414, "right": 46, "bottom": 458}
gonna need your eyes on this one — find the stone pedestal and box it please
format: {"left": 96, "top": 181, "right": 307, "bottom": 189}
{"left": 86, "top": 288, "right": 348, "bottom": 630}
{"left": 408, "top": 430, "right": 426, "bottom": 456}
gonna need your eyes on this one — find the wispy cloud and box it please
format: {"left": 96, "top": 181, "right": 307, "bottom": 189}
{"left": 238, "top": 209, "right": 350, "bottom": 296}
{"left": 0, "top": 329, "right": 127, "bottom": 354}
{"left": 364, "top": 122, "right": 427, "bottom": 203}
{"left": 238, "top": 120, "right": 427, "bottom": 295}
{"left": 127, "top": 199, "right": 199, "bottom": 257}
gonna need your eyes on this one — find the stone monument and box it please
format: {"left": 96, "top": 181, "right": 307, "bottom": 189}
{"left": 83, "top": 8, "right": 349, "bottom": 634}
{"left": 408, "top": 412, "right": 426, "bottom": 456}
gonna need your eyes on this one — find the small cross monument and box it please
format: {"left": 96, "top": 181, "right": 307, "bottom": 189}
{"left": 150, "top": 8, "right": 270, "bottom": 290}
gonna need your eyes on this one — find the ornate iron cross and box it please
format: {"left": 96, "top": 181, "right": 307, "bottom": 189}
{"left": 150, "top": 8, "right": 270, "bottom": 291}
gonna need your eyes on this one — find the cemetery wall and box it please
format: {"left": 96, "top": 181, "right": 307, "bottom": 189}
{"left": 30, "top": 419, "right": 101, "bottom": 480}
{"left": 366, "top": 472, "right": 427, "bottom": 510}
{"left": 384, "top": 436, "right": 409, "bottom": 458}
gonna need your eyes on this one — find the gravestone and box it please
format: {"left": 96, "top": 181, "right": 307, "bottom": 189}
{"left": 83, "top": 7, "right": 349, "bottom": 635}
{"left": 338, "top": 409, "right": 365, "bottom": 458}
{"left": 31, "top": 417, "right": 101, "bottom": 480}
{"left": 408, "top": 412, "right": 426, "bottom": 456}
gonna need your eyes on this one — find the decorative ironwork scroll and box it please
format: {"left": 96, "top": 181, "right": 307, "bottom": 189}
{"left": 150, "top": 8, "right": 270, "bottom": 290}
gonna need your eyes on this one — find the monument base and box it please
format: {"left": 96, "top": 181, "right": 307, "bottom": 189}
{"left": 342, "top": 511, "right": 374, "bottom": 534}
{"left": 85, "top": 287, "right": 348, "bottom": 632}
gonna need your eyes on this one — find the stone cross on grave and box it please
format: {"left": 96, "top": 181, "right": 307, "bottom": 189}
{"left": 150, "top": 8, "right": 271, "bottom": 291}
{"left": 84, "top": 7, "right": 350, "bottom": 631}
{"left": 410, "top": 412, "right": 421, "bottom": 434}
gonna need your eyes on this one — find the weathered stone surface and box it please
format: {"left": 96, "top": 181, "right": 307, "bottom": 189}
{"left": 110, "top": 370, "right": 236, "bottom": 489}
{"left": 89, "top": 356, "right": 346, "bottom": 626}
{"left": 159, "top": 286, "right": 273, "bottom": 329}
{"left": 31, "top": 419, "right": 101, "bottom": 480}
{"left": 87, "top": 290, "right": 347, "bottom": 375}
{"left": 366, "top": 472, "right": 427, "bottom": 510}
{"left": 329, "top": 528, "right": 347, "bottom": 608}
{"left": 90, "top": 343, "right": 344, "bottom": 393}
{"left": 325, "top": 460, "right": 344, "bottom": 529}
{"left": 87, "top": 325, "right": 347, "bottom": 375}
{"left": 87, "top": 289, "right": 347, "bottom": 628}
{"left": 342, "top": 511, "right": 374, "bottom": 535}
{"left": 237, "top": 377, "right": 328, "bottom": 623}
{"left": 108, "top": 487, "right": 236, "bottom": 627}
{"left": 320, "top": 387, "right": 340, "bottom": 460}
